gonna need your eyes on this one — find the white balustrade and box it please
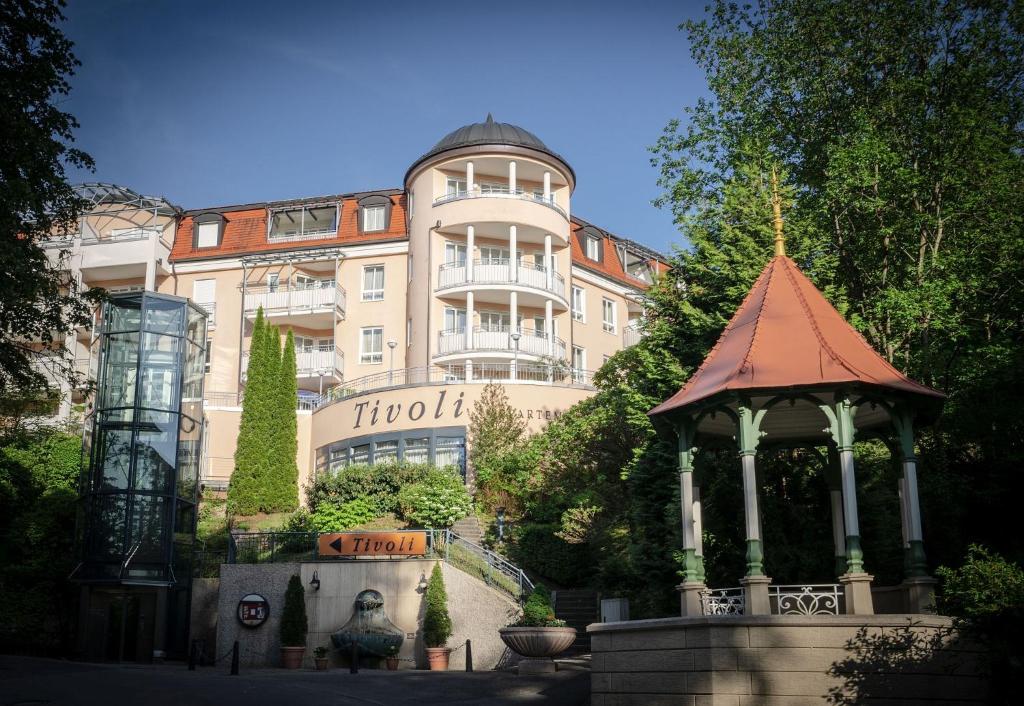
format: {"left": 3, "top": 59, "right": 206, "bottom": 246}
{"left": 436, "top": 261, "right": 566, "bottom": 300}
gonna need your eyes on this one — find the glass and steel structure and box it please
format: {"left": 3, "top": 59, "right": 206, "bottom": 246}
{"left": 73, "top": 292, "right": 207, "bottom": 585}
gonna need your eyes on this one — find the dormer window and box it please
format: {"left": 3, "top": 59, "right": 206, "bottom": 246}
{"left": 621, "top": 247, "right": 654, "bottom": 282}
{"left": 586, "top": 235, "right": 601, "bottom": 260}
{"left": 193, "top": 212, "right": 225, "bottom": 249}
{"left": 358, "top": 194, "right": 393, "bottom": 234}
{"left": 579, "top": 225, "right": 605, "bottom": 263}
{"left": 268, "top": 203, "right": 338, "bottom": 243}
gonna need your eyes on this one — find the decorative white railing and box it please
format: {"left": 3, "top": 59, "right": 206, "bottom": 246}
{"left": 437, "top": 260, "right": 566, "bottom": 300}
{"left": 436, "top": 327, "right": 566, "bottom": 359}
{"left": 433, "top": 187, "right": 568, "bottom": 218}
{"left": 768, "top": 584, "right": 843, "bottom": 616}
{"left": 701, "top": 587, "right": 746, "bottom": 616}
{"left": 623, "top": 322, "right": 643, "bottom": 347}
{"left": 266, "top": 227, "right": 337, "bottom": 244}
{"left": 243, "top": 282, "right": 346, "bottom": 318}
{"left": 241, "top": 347, "right": 342, "bottom": 379}
{"left": 194, "top": 301, "right": 216, "bottom": 328}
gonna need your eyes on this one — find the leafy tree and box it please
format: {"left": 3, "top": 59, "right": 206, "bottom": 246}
{"left": 279, "top": 574, "right": 307, "bottom": 647}
{"left": 467, "top": 382, "right": 526, "bottom": 496}
{"left": 397, "top": 467, "right": 472, "bottom": 528}
{"left": 0, "top": 0, "right": 98, "bottom": 404}
{"left": 422, "top": 563, "right": 452, "bottom": 648}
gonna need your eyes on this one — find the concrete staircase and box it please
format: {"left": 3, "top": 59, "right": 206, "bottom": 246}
{"left": 450, "top": 515, "right": 484, "bottom": 546}
{"left": 553, "top": 589, "right": 600, "bottom": 654}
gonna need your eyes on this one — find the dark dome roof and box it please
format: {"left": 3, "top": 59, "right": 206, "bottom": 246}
{"left": 406, "top": 114, "right": 573, "bottom": 183}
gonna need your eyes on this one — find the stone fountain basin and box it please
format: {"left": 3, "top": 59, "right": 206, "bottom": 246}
{"left": 498, "top": 627, "right": 577, "bottom": 658}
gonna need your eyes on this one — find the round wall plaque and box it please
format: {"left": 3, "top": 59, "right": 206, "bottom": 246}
{"left": 237, "top": 593, "right": 269, "bottom": 628}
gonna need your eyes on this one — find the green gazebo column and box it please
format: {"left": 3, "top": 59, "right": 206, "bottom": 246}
{"left": 676, "top": 418, "right": 706, "bottom": 616}
{"left": 824, "top": 397, "right": 874, "bottom": 615}
{"left": 737, "top": 404, "right": 771, "bottom": 615}
{"left": 893, "top": 408, "right": 938, "bottom": 613}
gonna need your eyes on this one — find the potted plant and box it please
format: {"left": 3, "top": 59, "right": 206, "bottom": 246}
{"left": 384, "top": 644, "right": 400, "bottom": 671}
{"left": 313, "top": 646, "right": 329, "bottom": 671}
{"left": 422, "top": 563, "right": 453, "bottom": 670}
{"left": 280, "top": 574, "right": 308, "bottom": 669}
{"left": 499, "top": 584, "right": 576, "bottom": 674}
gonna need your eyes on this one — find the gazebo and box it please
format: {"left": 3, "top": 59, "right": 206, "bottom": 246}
{"left": 649, "top": 178, "right": 945, "bottom": 617}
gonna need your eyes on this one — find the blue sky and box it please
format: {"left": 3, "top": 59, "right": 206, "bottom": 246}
{"left": 63, "top": 0, "right": 708, "bottom": 256}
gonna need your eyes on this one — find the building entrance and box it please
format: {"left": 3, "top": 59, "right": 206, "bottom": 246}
{"left": 82, "top": 589, "right": 157, "bottom": 663}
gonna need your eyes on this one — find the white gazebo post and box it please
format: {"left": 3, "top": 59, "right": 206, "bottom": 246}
{"left": 894, "top": 408, "right": 936, "bottom": 613}
{"left": 824, "top": 398, "right": 874, "bottom": 615}
{"left": 676, "top": 418, "right": 705, "bottom": 616}
{"left": 737, "top": 404, "right": 771, "bottom": 615}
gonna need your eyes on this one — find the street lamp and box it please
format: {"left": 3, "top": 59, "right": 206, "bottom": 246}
{"left": 387, "top": 339, "right": 397, "bottom": 385}
{"left": 510, "top": 331, "right": 521, "bottom": 381}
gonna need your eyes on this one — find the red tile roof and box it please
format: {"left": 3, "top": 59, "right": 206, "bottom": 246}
{"left": 568, "top": 218, "right": 666, "bottom": 290}
{"left": 650, "top": 255, "right": 944, "bottom": 416}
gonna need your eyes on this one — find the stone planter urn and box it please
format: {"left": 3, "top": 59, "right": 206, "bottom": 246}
{"left": 499, "top": 627, "right": 577, "bottom": 674}
{"left": 425, "top": 647, "right": 451, "bottom": 671}
{"left": 280, "top": 646, "right": 305, "bottom": 669}
{"left": 385, "top": 656, "right": 400, "bottom": 671}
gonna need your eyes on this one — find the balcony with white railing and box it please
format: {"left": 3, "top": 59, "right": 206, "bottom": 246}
{"left": 436, "top": 327, "right": 567, "bottom": 360}
{"left": 78, "top": 227, "right": 172, "bottom": 283}
{"left": 243, "top": 281, "right": 346, "bottom": 323}
{"left": 623, "top": 321, "right": 643, "bottom": 347}
{"left": 437, "top": 260, "right": 567, "bottom": 304}
{"left": 433, "top": 185, "right": 568, "bottom": 219}
{"left": 242, "top": 347, "right": 343, "bottom": 381}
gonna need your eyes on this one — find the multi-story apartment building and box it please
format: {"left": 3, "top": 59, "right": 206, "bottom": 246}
{"left": 49, "top": 116, "right": 666, "bottom": 493}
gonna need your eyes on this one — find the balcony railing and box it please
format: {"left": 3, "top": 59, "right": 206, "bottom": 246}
{"left": 204, "top": 391, "right": 324, "bottom": 411}
{"left": 241, "top": 347, "right": 343, "bottom": 380}
{"left": 436, "top": 327, "right": 566, "bottom": 359}
{"left": 267, "top": 226, "right": 338, "bottom": 244}
{"left": 437, "top": 260, "right": 566, "bottom": 300}
{"left": 243, "top": 282, "right": 346, "bottom": 319}
{"left": 623, "top": 321, "right": 643, "bottom": 347}
{"left": 433, "top": 187, "right": 567, "bottom": 218}
{"left": 194, "top": 301, "right": 216, "bottom": 328}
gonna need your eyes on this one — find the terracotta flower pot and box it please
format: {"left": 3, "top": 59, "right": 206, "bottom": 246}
{"left": 281, "top": 646, "right": 305, "bottom": 669}
{"left": 314, "top": 657, "right": 328, "bottom": 671}
{"left": 425, "top": 647, "right": 450, "bottom": 671}
{"left": 498, "top": 627, "right": 577, "bottom": 658}
{"left": 386, "top": 657, "right": 400, "bottom": 671}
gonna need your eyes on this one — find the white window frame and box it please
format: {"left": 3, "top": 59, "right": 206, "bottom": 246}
{"left": 317, "top": 337, "right": 334, "bottom": 352}
{"left": 444, "top": 241, "right": 467, "bottom": 266}
{"left": 295, "top": 335, "right": 316, "bottom": 353}
{"left": 361, "top": 264, "right": 385, "bottom": 301}
{"left": 571, "top": 286, "right": 586, "bottom": 322}
{"left": 204, "top": 339, "right": 213, "bottom": 374}
{"left": 572, "top": 345, "right": 586, "bottom": 381}
{"left": 444, "top": 307, "right": 467, "bottom": 333}
{"left": 446, "top": 177, "right": 467, "bottom": 197}
{"left": 362, "top": 205, "right": 385, "bottom": 232}
{"left": 267, "top": 273, "right": 280, "bottom": 292}
{"left": 602, "top": 298, "right": 617, "bottom": 334}
{"left": 196, "top": 222, "right": 219, "bottom": 248}
{"left": 359, "top": 327, "right": 384, "bottom": 365}
{"left": 586, "top": 235, "right": 601, "bottom": 261}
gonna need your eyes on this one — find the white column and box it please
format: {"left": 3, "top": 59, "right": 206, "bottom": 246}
{"left": 742, "top": 455, "right": 761, "bottom": 543}
{"left": 898, "top": 478, "right": 910, "bottom": 549}
{"left": 466, "top": 291, "right": 474, "bottom": 352}
{"left": 145, "top": 260, "right": 155, "bottom": 291}
{"left": 544, "top": 234, "right": 553, "bottom": 291}
{"left": 466, "top": 225, "right": 475, "bottom": 282}
{"left": 543, "top": 171, "right": 551, "bottom": 201}
{"left": 509, "top": 160, "right": 517, "bottom": 192}
{"left": 466, "top": 161, "right": 474, "bottom": 194}
{"left": 839, "top": 449, "right": 860, "bottom": 539}
{"left": 680, "top": 470, "right": 695, "bottom": 552}
{"left": 545, "top": 299, "right": 553, "bottom": 356}
{"left": 902, "top": 460, "right": 923, "bottom": 542}
{"left": 831, "top": 489, "right": 847, "bottom": 556}
{"left": 693, "top": 486, "right": 704, "bottom": 559}
{"left": 509, "top": 291, "right": 518, "bottom": 333}
{"left": 509, "top": 225, "right": 518, "bottom": 282}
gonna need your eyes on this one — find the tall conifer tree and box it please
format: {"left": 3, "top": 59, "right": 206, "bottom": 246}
{"left": 275, "top": 330, "right": 299, "bottom": 511}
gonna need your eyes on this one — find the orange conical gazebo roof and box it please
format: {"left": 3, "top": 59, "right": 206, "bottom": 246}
{"left": 650, "top": 255, "right": 944, "bottom": 418}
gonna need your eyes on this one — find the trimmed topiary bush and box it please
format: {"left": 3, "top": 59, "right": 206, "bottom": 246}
{"left": 422, "top": 563, "right": 452, "bottom": 648}
{"left": 397, "top": 467, "right": 471, "bottom": 528}
{"left": 280, "top": 574, "right": 307, "bottom": 647}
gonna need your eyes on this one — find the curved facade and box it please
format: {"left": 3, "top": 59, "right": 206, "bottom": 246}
{"left": 51, "top": 118, "right": 667, "bottom": 493}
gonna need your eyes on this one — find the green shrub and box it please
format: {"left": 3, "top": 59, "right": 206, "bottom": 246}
{"left": 397, "top": 468, "right": 471, "bottom": 528}
{"left": 308, "top": 498, "right": 379, "bottom": 532}
{"left": 936, "top": 544, "right": 1024, "bottom": 619}
{"left": 512, "top": 583, "right": 566, "bottom": 627}
{"left": 280, "top": 574, "right": 307, "bottom": 647}
{"left": 305, "top": 462, "right": 434, "bottom": 514}
{"left": 422, "top": 563, "right": 452, "bottom": 648}
{"left": 507, "top": 522, "right": 592, "bottom": 586}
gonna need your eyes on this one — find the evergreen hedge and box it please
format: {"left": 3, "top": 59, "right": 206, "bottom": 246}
{"left": 422, "top": 563, "right": 452, "bottom": 648}
{"left": 280, "top": 574, "right": 307, "bottom": 647}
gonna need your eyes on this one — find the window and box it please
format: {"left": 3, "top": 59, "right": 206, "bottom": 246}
{"left": 586, "top": 235, "right": 601, "bottom": 261}
{"left": 362, "top": 265, "right": 385, "bottom": 301}
{"left": 351, "top": 444, "right": 371, "bottom": 465}
{"left": 315, "top": 428, "right": 469, "bottom": 477}
{"left": 435, "top": 437, "right": 466, "bottom": 469}
{"left": 533, "top": 315, "right": 546, "bottom": 335}
{"left": 295, "top": 336, "right": 315, "bottom": 353}
{"left": 444, "top": 307, "right": 467, "bottom": 333}
{"left": 479, "top": 246, "right": 509, "bottom": 265}
{"left": 446, "top": 177, "right": 467, "bottom": 196}
{"left": 444, "top": 241, "right": 467, "bottom": 266}
{"left": 571, "top": 286, "right": 586, "bottom": 322}
{"left": 196, "top": 222, "right": 219, "bottom": 248}
{"left": 267, "top": 273, "right": 279, "bottom": 292}
{"left": 360, "top": 327, "right": 383, "bottom": 364}
{"left": 317, "top": 337, "right": 334, "bottom": 352}
{"left": 294, "top": 274, "right": 333, "bottom": 290}
{"left": 362, "top": 205, "right": 385, "bottom": 232}
{"left": 572, "top": 345, "right": 586, "bottom": 382}
{"left": 268, "top": 204, "right": 338, "bottom": 241}
{"left": 374, "top": 439, "right": 399, "bottom": 464}
{"left": 404, "top": 437, "right": 430, "bottom": 464}
{"left": 602, "top": 298, "right": 617, "bottom": 333}
{"left": 479, "top": 311, "right": 512, "bottom": 332}
{"left": 204, "top": 339, "right": 213, "bottom": 374}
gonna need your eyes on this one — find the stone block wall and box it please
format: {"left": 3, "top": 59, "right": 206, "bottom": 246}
{"left": 588, "top": 614, "right": 988, "bottom": 705}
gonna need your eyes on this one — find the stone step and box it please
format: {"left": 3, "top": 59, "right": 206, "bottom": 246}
{"left": 552, "top": 589, "right": 600, "bottom": 654}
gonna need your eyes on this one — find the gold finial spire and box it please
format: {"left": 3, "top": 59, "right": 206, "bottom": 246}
{"left": 770, "top": 166, "right": 786, "bottom": 257}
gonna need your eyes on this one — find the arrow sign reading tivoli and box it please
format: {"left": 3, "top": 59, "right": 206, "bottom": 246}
{"left": 318, "top": 531, "right": 427, "bottom": 557}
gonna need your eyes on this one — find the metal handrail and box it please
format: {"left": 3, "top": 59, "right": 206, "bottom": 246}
{"left": 432, "top": 189, "right": 568, "bottom": 218}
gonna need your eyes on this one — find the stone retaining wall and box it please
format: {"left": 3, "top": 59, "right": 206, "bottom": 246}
{"left": 588, "top": 614, "right": 988, "bottom": 705}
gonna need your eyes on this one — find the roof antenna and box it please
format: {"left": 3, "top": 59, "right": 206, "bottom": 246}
{"left": 771, "top": 166, "right": 786, "bottom": 257}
